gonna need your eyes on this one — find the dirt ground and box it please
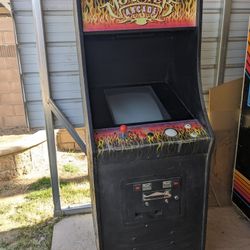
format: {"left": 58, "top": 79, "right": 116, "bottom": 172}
{"left": 0, "top": 127, "right": 88, "bottom": 201}
{"left": 0, "top": 150, "right": 88, "bottom": 198}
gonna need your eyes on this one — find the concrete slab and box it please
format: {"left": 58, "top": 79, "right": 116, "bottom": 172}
{"left": 52, "top": 207, "right": 250, "bottom": 250}
{"left": 206, "top": 207, "right": 250, "bottom": 250}
{"left": 51, "top": 214, "right": 97, "bottom": 250}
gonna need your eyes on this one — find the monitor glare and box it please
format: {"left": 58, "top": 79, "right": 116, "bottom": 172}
{"left": 105, "top": 86, "right": 171, "bottom": 125}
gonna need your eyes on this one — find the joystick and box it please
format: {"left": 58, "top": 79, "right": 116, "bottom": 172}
{"left": 120, "top": 125, "right": 128, "bottom": 139}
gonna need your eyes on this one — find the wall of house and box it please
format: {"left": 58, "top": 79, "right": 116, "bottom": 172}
{"left": 10, "top": 1, "right": 250, "bottom": 130}
{"left": 0, "top": 14, "right": 26, "bottom": 129}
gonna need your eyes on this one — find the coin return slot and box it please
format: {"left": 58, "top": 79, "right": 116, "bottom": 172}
{"left": 154, "top": 210, "right": 162, "bottom": 216}
{"left": 135, "top": 212, "right": 143, "bottom": 219}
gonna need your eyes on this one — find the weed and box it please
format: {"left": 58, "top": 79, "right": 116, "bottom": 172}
{"left": 62, "top": 164, "right": 80, "bottom": 174}
{"left": 60, "top": 182, "right": 90, "bottom": 205}
{"left": 26, "top": 188, "right": 52, "bottom": 201}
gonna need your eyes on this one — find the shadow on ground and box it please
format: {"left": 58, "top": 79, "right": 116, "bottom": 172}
{"left": 0, "top": 218, "right": 60, "bottom": 250}
{"left": 0, "top": 175, "right": 89, "bottom": 199}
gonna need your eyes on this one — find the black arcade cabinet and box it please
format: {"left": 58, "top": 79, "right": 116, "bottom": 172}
{"left": 76, "top": 0, "right": 214, "bottom": 249}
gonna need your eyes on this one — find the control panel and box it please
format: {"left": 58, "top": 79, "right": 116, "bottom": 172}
{"left": 123, "top": 177, "right": 182, "bottom": 224}
{"left": 94, "top": 119, "right": 208, "bottom": 155}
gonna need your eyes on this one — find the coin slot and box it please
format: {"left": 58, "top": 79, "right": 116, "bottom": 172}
{"left": 154, "top": 210, "right": 162, "bottom": 216}
{"left": 134, "top": 212, "right": 143, "bottom": 219}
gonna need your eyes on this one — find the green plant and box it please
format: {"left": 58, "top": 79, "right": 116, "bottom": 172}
{"left": 62, "top": 164, "right": 80, "bottom": 174}
{"left": 28, "top": 177, "right": 51, "bottom": 191}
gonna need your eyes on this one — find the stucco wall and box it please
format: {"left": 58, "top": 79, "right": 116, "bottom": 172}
{"left": 0, "top": 15, "right": 26, "bottom": 129}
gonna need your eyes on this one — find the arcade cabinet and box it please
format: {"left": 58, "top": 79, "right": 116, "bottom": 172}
{"left": 232, "top": 22, "right": 250, "bottom": 219}
{"left": 76, "top": 0, "right": 214, "bottom": 249}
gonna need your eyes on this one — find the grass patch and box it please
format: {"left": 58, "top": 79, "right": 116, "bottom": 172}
{"left": 0, "top": 219, "right": 58, "bottom": 250}
{"left": 28, "top": 177, "right": 51, "bottom": 191}
{"left": 0, "top": 204, "right": 11, "bottom": 215}
{"left": 60, "top": 182, "right": 90, "bottom": 205}
{"left": 26, "top": 188, "right": 52, "bottom": 201}
{"left": 0, "top": 177, "right": 90, "bottom": 249}
{"left": 62, "top": 163, "right": 80, "bottom": 174}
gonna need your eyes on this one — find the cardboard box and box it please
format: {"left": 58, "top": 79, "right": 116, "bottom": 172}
{"left": 209, "top": 78, "right": 243, "bottom": 206}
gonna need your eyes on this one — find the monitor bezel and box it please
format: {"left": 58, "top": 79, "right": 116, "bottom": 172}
{"left": 104, "top": 86, "right": 171, "bottom": 126}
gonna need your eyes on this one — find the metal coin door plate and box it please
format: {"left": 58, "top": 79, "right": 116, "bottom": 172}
{"left": 142, "top": 183, "right": 152, "bottom": 191}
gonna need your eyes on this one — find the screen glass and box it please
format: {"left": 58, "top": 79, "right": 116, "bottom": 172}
{"left": 105, "top": 86, "right": 171, "bottom": 125}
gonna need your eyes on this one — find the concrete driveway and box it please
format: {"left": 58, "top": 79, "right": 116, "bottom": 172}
{"left": 52, "top": 207, "right": 250, "bottom": 250}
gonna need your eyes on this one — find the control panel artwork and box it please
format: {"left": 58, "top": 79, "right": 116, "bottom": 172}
{"left": 94, "top": 119, "right": 208, "bottom": 154}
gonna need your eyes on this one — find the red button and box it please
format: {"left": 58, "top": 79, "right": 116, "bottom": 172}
{"left": 120, "top": 124, "right": 128, "bottom": 133}
{"left": 173, "top": 180, "right": 180, "bottom": 187}
{"left": 133, "top": 184, "right": 141, "bottom": 192}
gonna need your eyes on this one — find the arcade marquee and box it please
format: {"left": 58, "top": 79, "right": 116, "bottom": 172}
{"left": 82, "top": 0, "right": 197, "bottom": 31}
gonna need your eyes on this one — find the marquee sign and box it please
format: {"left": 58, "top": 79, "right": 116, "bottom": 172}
{"left": 82, "top": 0, "right": 197, "bottom": 32}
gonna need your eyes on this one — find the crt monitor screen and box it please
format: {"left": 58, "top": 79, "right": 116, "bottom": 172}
{"left": 105, "top": 86, "right": 171, "bottom": 125}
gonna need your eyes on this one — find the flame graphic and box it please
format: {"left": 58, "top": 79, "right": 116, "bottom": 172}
{"left": 82, "top": 0, "right": 197, "bottom": 31}
{"left": 94, "top": 121, "right": 208, "bottom": 155}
